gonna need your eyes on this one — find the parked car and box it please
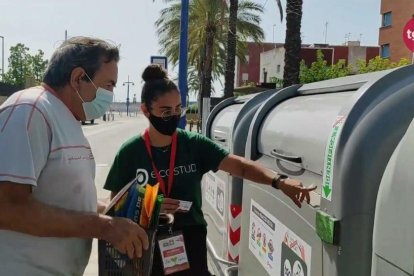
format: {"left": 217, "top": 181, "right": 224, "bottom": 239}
{"left": 81, "top": 119, "right": 95, "bottom": 125}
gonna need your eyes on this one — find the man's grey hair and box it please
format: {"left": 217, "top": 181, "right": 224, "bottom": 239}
{"left": 43, "top": 36, "right": 120, "bottom": 89}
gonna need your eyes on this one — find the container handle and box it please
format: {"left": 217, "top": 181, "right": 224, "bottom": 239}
{"left": 214, "top": 136, "right": 227, "bottom": 143}
{"left": 271, "top": 149, "right": 302, "bottom": 164}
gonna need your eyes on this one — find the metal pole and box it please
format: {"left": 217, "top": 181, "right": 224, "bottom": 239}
{"left": 123, "top": 75, "right": 134, "bottom": 117}
{"left": 178, "top": 0, "right": 189, "bottom": 129}
{"left": 127, "top": 83, "right": 130, "bottom": 116}
{"left": 0, "top": 36, "right": 4, "bottom": 81}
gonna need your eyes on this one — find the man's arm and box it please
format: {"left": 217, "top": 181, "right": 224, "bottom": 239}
{"left": 0, "top": 181, "right": 112, "bottom": 238}
{"left": 218, "top": 154, "right": 316, "bottom": 207}
{"left": 0, "top": 182, "right": 149, "bottom": 259}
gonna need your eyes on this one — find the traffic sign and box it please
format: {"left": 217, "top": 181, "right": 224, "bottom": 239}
{"left": 150, "top": 56, "right": 168, "bottom": 71}
{"left": 403, "top": 18, "right": 414, "bottom": 52}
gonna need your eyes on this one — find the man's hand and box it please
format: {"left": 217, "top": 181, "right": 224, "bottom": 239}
{"left": 278, "top": 179, "right": 316, "bottom": 208}
{"left": 160, "top": 198, "right": 180, "bottom": 214}
{"left": 101, "top": 216, "right": 149, "bottom": 259}
{"left": 97, "top": 198, "right": 109, "bottom": 214}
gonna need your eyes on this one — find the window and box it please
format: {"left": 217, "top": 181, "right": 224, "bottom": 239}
{"left": 242, "top": 73, "right": 249, "bottom": 81}
{"left": 382, "top": 12, "right": 392, "bottom": 27}
{"left": 244, "top": 55, "right": 250, "bottom": 64}
{"left": 277, "top": 65, "right": 281, "bottom": 73}
{"left": 381, "top": 44, "right": 390, "bottom": 58}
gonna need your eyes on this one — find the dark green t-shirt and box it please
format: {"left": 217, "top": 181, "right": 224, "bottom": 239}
{"left": 104, "top": 129, "right": 229, "bottom": 227}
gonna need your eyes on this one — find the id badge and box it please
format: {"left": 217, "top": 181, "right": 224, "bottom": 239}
{"left": 158, "top": 232, "right": 190, "bottom": 275}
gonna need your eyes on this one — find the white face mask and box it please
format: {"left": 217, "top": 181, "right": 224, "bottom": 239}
{"left": 75, "top": 73, "right": 113, "bottom": 120}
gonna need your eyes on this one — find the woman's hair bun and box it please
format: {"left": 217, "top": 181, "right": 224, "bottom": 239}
{"left": 142, "top": 64, "right": 168, "bottom": 82}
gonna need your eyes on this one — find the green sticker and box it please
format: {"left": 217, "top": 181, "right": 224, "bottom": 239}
{"left": 316, "top": 210, "right": 340, "bottom": 245}
{"left": 322, "top": 116, "right": 345, "bottom": 201}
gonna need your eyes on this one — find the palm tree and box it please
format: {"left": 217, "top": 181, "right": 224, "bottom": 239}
{"left": 223, "top": 0, "right": 238, "bottom": 99}
{"left": 223, "top": 0, "right": 287, "bottom": 98}
{"left": 281, "top": 0, "right": 303, "bottom": 87}
{"left": 155, "top": 0, "right": 264, "bottom": 99}
{"left": 224, "top": 0, "right": 283, "bottom": 98}
{"left": 265, "top": 0, "right": 303, "bottom": 87}
{"left": 199, "top": 0, "right": 224, "bottom": 99}
{"left": 274, "top": 0, "right": 284, "bottom": 21}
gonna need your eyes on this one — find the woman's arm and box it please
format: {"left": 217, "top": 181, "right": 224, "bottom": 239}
{"left": 218, "top": 154, "right": 316, "bottom": 208}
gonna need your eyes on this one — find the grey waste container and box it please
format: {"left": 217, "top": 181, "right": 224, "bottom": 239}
{"left": 202, "top": 90, "right": 276, "bottom": 275}
{"left": 237, "top": 65, "right": 414, "bottom": 276}
{"left": 371, "top": 119, "right": 414, "bottom": 276}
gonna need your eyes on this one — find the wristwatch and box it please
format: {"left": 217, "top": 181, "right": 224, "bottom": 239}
{"left": 271, "top": 174, "right": 288, "bottom": 189}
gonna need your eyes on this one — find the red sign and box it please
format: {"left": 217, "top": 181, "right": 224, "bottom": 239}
{"left": 403, "top": 18, "right": 414, "bottom": 52}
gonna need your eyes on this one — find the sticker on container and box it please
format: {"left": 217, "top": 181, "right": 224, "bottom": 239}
{"left": 158, "top": 233, "right": 190, "bottom": 275}
{"left": 248, "top": 200, "right": 312, "bottom": 276}
{"left": 203, "top": 172, "right": 225, "bottom": 218}
{"left": 322, "top": 115, "right": 346, "bottom": 201}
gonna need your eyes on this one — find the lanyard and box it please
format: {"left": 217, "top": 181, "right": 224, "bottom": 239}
{"left": 143, "top": 129, "right": 177, "bottom": 197}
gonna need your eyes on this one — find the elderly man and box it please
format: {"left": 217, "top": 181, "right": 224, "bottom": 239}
{"left": 0, "top": 37, "right": 148, "bottom": 275}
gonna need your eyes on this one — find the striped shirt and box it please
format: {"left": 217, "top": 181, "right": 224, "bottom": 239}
{"left": 0, "top": 86, "right": 97, "bottom": 275}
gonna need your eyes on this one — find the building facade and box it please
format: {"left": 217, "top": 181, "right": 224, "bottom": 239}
{"left": 379, "top": 0, "right": 414, "bottom": 62}
{"left": 236, "top": 42, "right": 378, "bottom": 86}
{"left": 235, "top": 42, "right": 282, "bottom": 87}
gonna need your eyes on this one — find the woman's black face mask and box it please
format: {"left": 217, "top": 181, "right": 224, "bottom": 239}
{"left": 149, "top": 113, "right": 180, "bottom": 136}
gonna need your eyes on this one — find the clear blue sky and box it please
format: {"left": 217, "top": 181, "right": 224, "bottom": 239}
{"left": 0, "top": 0, "right": 381, "bottom": 101}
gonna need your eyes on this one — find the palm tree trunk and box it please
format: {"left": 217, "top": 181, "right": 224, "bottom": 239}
{"left": 283, "top": 0, "right": 303, "bottom": 87}
{"left": 197, "top": 66, "right": 203, "bottom": 120}
{"left": 201, "top": 25, "right": 216, "bottom": 98}
{"left": 198, "top": 44, "right": 206, "bottom": 121}
{"left": 223, "top": 0, "right": 238, "bottom": 98}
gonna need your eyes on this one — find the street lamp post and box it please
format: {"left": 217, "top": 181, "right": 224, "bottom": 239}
{"left": 123, "top": 75, "right": 134, "bottom": 117}
{"left": 0, "top": 36, "right": 4, "bottom": 81}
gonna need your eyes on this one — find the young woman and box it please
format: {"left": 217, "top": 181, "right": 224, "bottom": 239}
{"left": 104, "top": 65, "right": 315, "bottom": 275}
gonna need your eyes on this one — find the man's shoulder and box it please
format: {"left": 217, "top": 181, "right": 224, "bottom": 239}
{"left": 0, "top": 87, "right": 51, "bottom": 123}
{"left": 2, "top": 87, "right": 42, "bottom": 106}
{"left": 0, "top": 86, "right": 75, "bottom": 134}
{"left": 1, "top": 86, "right": 58, "bottom": 113}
